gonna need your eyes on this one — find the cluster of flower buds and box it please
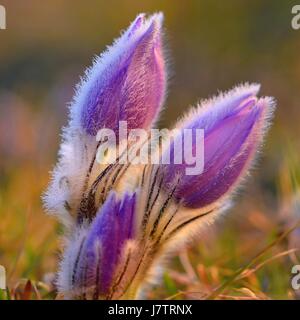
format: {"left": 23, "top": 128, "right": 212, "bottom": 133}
{"left": 44, "top": 13, "right": 275, "bottom": 299}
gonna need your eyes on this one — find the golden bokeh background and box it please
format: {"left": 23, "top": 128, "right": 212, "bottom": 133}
{"left": 0, "top": 1, "right": 299, "bottom": 299}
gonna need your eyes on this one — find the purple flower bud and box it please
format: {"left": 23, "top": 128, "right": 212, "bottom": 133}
{"left": 61, "top": 192, "right": 136, "bottom": 299}
{"left": 160, "top": 84, "right": 275, "bottom": 209}
{"left": 71, "top": 13, "right": 166, "bottom": 136}
{"left": 48, "top": 12, "right": 277, "bottom": 300}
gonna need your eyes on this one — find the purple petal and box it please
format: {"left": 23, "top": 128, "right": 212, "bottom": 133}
{"left": 72, "top": 13, "right": 166, "bottom": 136}
{"left": 161, "top": 85, "right": 275, "bottom": 208}
{"left": 75, "top": 192, "right": 136, "bottom": 296}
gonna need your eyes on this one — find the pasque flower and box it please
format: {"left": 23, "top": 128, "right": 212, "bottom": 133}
{"left": 59, "top": 192, "right": 136, "bottom": 299}
{"left": 44, "top": 13, "right": 275, "bottom": 299}
{"left": 44, "top": 13, "right": 166, "bottom": 226}
{"left": 73, "top": 13, "right": 166, "bottom": 136}
{"left": 160, "top": 84, "right": 275, "bottom": 209}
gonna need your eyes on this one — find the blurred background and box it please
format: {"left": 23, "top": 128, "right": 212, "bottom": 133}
{"left": 0, "top": 0, "right": 299, "bottom": 299}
